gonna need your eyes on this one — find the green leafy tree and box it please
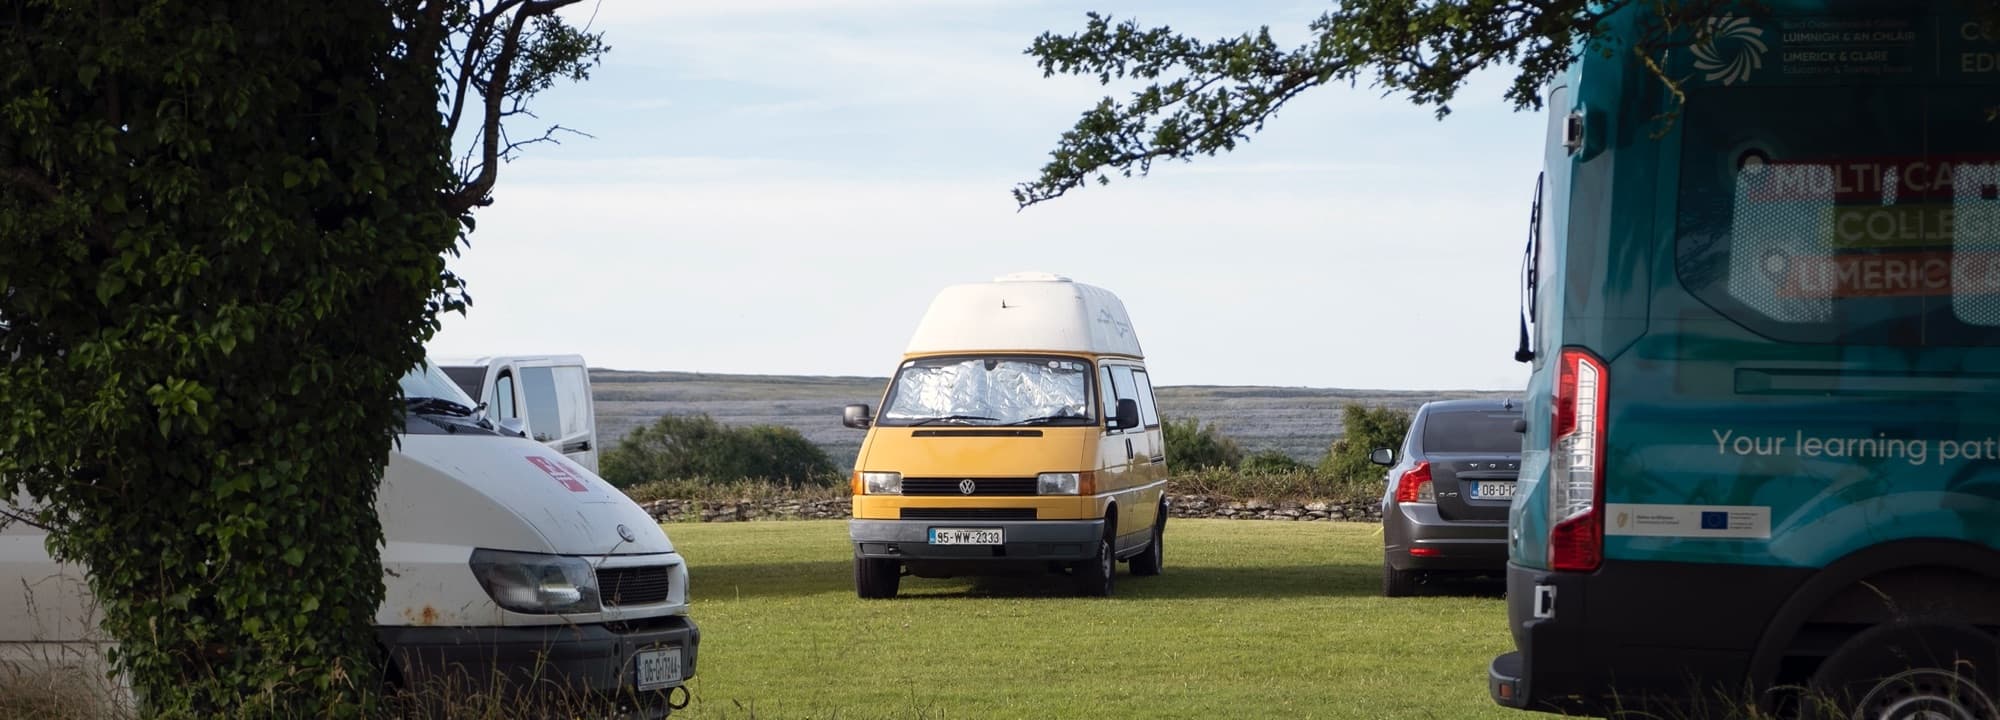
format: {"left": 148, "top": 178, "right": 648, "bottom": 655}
{"left": 602, "top": 414, "right": 840, "bottom": 489}
{"left": 1162, "top": 416, "right": 1244, "bottom": 471}
{"left": 0, "top": 1, "right": 604, "bottom": 716}
{"left": 1320, "top": 403, "right": 1413, "bottom": 483}
{"left": 1012, "top": 0, "right": 1761, "bottom": 206}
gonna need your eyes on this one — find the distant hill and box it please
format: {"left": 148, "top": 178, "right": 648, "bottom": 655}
{"left": 589, "top": 369, "right": 1518, "bottom": 471}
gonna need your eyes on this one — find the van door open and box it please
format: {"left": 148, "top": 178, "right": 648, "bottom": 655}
{"left": 517, "top": 363, "right": 598, "bottom": 474}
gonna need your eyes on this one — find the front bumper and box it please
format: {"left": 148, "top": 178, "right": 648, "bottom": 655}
{"left": 850, "top": 519, "right": 1105, "bottom": 561}
{"left": 1489, "top": 560, "right": 1808, "bottom": 717}
{"left": 382, "top": 614, "right": 699, "bottom": 719}
{"left": 1384, "top": 502, "right": 1507, "bottom": 571}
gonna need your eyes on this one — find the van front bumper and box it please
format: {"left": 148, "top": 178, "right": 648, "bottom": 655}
{"left": 850, "top": 519, "right": 1105, "bottom": 561}
{"left": 382, "top": 614, "right": 698, "bottom": 720}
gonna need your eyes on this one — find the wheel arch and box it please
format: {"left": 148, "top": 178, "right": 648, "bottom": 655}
{"left": 1751, "top": 539, "right": 2000, "bottom": 697}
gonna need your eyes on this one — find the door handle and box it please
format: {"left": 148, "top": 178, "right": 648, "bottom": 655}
{"left": 561, "top": 439, "right": 592, "bottom": 453}
{"left": 1126, "top": 438, "right": 1134, "bottom": 460}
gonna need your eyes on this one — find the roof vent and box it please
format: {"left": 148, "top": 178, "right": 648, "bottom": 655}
{"left": 993, "top": 271, "right": 1072, "bottom": 283}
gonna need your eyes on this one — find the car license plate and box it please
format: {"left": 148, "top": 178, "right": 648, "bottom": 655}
{"left": 1471, "top": 481, "right": 1516, "bottom": 500}
{"left": 634, "top": 647, "right": 682, "bottom": 691}
{"left": 928, "top": 528, "right": 1002, "bottom": 545}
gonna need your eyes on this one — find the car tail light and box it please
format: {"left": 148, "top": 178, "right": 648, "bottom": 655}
{"left": 1394, "top": 462, "right": 1436, "bottom": 504}
{"left": 1549, "top": 348, "right": 1607, "bottom": 572}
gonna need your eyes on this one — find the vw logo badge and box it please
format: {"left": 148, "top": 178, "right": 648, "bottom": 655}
{"left": 958, "top": 478, "right": 977, "bottom": 495}
{"left": 616, "top": 524, "right": 636, "bottom": 543}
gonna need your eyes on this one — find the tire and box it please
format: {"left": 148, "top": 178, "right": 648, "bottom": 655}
{"left": 1383, "top": 558, "right": 1421, "bottom": 598}
{"left": 1801, "top": 621, "right": 2000, "bottom": 720}
{"left": 1074, "top": 536, "right": 1116, "bottom": 597}
{"left": 1130, "top": 510, "right": 1164, "bottom": 577}
{"left": 854, "top": 555, "right": 900, "bottom": 599}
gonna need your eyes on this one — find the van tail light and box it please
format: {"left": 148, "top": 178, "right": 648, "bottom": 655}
{"left": 1394, "top": 462, "right": 1436, "bottom": 504}
{"left": 1549, "top": 348, "right": 1607, "bottom": 572}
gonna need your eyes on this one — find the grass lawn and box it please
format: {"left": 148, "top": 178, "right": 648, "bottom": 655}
{"left": 664, "top": 518, "right": 1556, "bottom": 720}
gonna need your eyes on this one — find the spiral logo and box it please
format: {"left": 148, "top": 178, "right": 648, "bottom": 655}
{"left": 1690, "top": 15, "right": 1768, "bottom": 86}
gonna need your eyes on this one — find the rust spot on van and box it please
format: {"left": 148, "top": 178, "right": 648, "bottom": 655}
{"left": 402, "top": 605, "right": 439, "bottom": 626}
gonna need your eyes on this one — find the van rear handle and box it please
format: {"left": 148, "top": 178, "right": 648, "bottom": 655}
{"left": 561, "top": 439, "right": 592, "bottom": 453}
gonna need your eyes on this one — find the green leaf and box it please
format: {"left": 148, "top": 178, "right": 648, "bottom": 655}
{"left": 96, "top": 275, "right": 125, "bottom": 306}
{"left": 282, "top": 548, "right": 305, "bottom": 567}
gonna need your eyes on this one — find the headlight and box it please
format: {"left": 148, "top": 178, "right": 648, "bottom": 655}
{"left": 1038, "top": 472, "right": 1080, "bottom": 495}
{"left": 863, "top": 471, "right": 902, "bottom": 494}
{"left": 468, "top": 549, "right": 601, "bottom": 615}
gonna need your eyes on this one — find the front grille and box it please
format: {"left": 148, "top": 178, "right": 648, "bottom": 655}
{"left": 597, "top": 565, "right": 674, "bottom": 607}
{"left": 899, "top": 508, "right": 1037, "bottom": 521}
{"left": 902, "top": 477, "right": 1038, "bottom": 496}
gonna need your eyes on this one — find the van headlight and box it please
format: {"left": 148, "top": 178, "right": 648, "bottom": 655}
{"left": 1038, "top": 472, "right": 1080, "bottom": 495}
{"left": 468, "top": 549, "right": 601, "bottom": 614}
{"left": 863, "top": 471, "right": 902, "bottom": 495}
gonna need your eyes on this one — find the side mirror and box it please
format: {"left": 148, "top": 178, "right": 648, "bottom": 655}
{"left": 842, "top": 403, "right": 873, "bottom": 429}
{"left": 1369, "top": 448, "right": 1395, "bottom": 466}
{"left": 1114, "top": 399, "right": 1141, "bottom": 430}
{"left": 1513, "top": 417, "right": 1529, "bottom": 434}
{"left": 497, "top": 417, "right": 529, "bottom": 439}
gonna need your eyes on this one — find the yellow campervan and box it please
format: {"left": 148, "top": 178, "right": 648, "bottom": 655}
{"left": 840, "top": 272, "right": 1168, "bottom": 598}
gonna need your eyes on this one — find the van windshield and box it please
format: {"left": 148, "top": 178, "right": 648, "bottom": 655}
{"left": 401, "top": 362, "right": 480, "bottom": 412}
{"left": 878, "top": 355, "right": 1095, "bottom": 426}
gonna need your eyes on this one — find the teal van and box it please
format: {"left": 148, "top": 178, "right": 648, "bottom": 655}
{"left": 1489, "top": 2, "right": 2000, "bottom": 717}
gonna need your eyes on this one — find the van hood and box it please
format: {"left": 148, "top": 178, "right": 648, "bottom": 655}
{"left": 856, "top": 426, "right": 1095, "bottom": 477}
{"left": 382, "top": 434, "right": 673, "bottom": 556}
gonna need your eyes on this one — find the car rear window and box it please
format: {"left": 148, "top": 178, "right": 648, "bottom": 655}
{"left": 1421, "top": 411, "right": 1522, "bottom": 454}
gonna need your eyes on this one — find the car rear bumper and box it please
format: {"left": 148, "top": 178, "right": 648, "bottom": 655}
{"left": 850, "top": 519, "right": 1104, "bottom": 561}
{"left": 381, "top": 615, "right": 698, "bottom": 719}
{"left": 1490, "top": 560, "right": 1809, "bottom": 717}
{"left": 1384, "top": 502, "right": 1507, "bottom": 571}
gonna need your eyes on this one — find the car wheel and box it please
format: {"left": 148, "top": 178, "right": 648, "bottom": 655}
{"left": 1074, "top": 536, "right": 1115, "bottom": 597}
{"left": 1383, "top": 558, "right": 1421, "bottom": 598}
{"left": 1801, "top": 621, "right": 1999, "bottom": 720}
{"left": 854, "top": 555, "right": 900, "bottom": 599}
{"left": 1130, "top": 509, "right": 1165, "bottom": 577}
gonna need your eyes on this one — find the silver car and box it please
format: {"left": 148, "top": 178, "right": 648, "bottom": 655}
{"left": 1370, "top": 398, "right": 1522, "bottom": 597}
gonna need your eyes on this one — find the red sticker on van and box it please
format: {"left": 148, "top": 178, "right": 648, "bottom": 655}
{"left": 527, "top": 455, "right": 589, "bottom": 492}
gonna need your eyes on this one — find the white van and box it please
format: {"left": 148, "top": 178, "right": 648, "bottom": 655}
{"left": 435, "top": 354, "right": 600, "bottom": 474}
{"left": 0, "top": 360, "right": 697, "bottom": 717}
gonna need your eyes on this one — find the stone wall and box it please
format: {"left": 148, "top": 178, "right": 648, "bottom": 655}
{"left": 638, "top": 494, "right": 1382, "bottom": 524}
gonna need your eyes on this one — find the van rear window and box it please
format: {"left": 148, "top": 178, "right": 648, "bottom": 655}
{"left": 1421, "top": 411, "right": 1521, "bottom": 454}
{"left": 1675, "top": 83, "right": 2000, "bottom": 345}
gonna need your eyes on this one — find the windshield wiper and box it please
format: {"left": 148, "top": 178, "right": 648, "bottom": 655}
{"left": 406, "top": 396, "right": 477, "bottom": 418}
{"left": 908, "top": 414, "right": 999, "bottom": 426}
{"left": 1008, "top": 413, "right": 1089, "bottom": 426}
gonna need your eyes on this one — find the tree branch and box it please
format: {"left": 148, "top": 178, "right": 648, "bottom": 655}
{"left": 444, "top": 0, "right": 584, "bottom": 215}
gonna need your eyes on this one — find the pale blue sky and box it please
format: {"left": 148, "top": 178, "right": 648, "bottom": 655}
{"left": 426, "top": 0, "right": 1548, "bottom": 391}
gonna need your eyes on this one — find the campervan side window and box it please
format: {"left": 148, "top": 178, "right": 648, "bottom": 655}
{"left": 1129, "top": 369, "right": 1161, "bottom": 429}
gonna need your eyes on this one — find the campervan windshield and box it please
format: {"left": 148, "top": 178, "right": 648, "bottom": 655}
{"left": 877, "top": 354, "right": 1094, "bottom": 426}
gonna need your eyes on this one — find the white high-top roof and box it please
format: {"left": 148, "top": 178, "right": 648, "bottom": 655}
{"left": 903, "top": 272, "right": 1144, "bottom": 357}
